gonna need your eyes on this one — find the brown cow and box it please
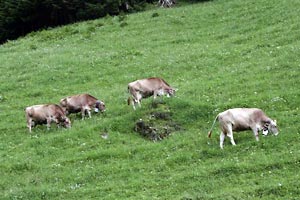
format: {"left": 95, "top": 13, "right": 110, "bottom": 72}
{"left": 127, "top": 77, "right": 175, "bottom": 110}
{"left": 208, "top": 108, "right": 278, "bottom": 149}
{"left": 60, "top": 93, "right": 105, "bottom": 119}
{"left": 25, "top": 104, "right": 71, "bottom": 132}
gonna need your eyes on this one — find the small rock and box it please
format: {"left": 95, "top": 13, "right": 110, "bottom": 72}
{"left": 101, "top": 132, "right": 109, "bottom": 139}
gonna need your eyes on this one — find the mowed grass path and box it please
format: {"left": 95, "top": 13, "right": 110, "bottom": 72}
{"left": 0, "top": 0, "right": 300, "bottom": 199}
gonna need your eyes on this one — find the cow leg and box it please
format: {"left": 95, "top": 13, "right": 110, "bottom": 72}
{"left": 46, "top": 118, "right": 51, "bottom": 130}
{"left": 131, "top": 92, "right": 141, "bottom": 110}
{"left": 28, "top": 124, "right": 32, "bottom": 133}
{"left": 136, "top": 93, "right": 142, "bottom": 108}
{"left": 252, "top": 127, "right": 259, "bottom": 141}
{"left": 153, "top": 91, "right": 164, "bottom": 104}
{"left": 220, "top": 132, "right": 225, "bottom": 149}
{"left": 226, "top": 125, "right": 236, "bottom": 146}
{"left": 130, "top": 97, "right": 138, "bottom": 110}
{"left": 87, "top": 109, "right": 92, "bottom": 118}
{"left": 27, "top": 118, "right": 32, "bottom": 133}
{"left": 81, "top": 108, "right": 86, "bottom": 120}
{"left": 154, "top": 92, "right": 164, "bottom": 104}
{"left": 132, "top": 99, "right": 137, "bottom": 110}
{"left": 153, "top": 91, "right": 158, "bottom": 99}
{"left": 54, "top": 118, "right": 61, "bottom": 128}
{"left": 132, "top": 94, "right": 142, "bottom": 109}
{"left": 82, "top": 106, "right": 92, "bottom": 119}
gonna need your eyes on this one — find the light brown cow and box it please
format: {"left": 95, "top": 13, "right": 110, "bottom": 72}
{"left": 25, "top": 104, "right": 71, "bottom": 132}
{"left": 127, "top": 77, "right": 175, "bottom": 110}
{"left": 60, "top": 93, "right": 105, "bottom": 119}
{"left": 208, "top": 108, "right": 278, "bottom": 149}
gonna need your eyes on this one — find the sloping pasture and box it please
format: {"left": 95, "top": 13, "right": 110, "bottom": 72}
{"left": 0, "top": 0, "right": 299, "bottom": 199}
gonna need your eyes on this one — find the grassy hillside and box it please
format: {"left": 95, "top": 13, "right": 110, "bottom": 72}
{"left": 1, "top": 0, "right": 300, "bottom": 199}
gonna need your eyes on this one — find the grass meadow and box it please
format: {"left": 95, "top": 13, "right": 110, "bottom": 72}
{"left": 0, "top": 0, "right": 300, "bottom": 199}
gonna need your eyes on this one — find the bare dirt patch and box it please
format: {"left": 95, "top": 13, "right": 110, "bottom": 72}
{"left": 134, "top": 104, "right": 182, "bottom": 141}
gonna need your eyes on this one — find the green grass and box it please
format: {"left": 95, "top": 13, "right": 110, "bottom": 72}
{"left": 1, "top": 0, "right": 300, "bottom": 199}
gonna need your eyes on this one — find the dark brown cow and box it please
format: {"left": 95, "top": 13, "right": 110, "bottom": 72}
{"left": 25, "top": 104, "right": 71, "bottom": 132}
{"left": 60, "top": 93, "right": 105, "bottom": 119}
{"left": 208, "top": 108, "right": 278, "bottom": 149}
{"left": 127, "top": 77, "right": 175, "bottom": 110}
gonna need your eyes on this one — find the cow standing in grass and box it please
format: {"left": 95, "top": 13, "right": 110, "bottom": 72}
{"left": 60, "top": 93, "right": 105, "bottom": 120}
{"left": 127, "top": 77, "right": 176, "bottom": 110}
{"left": 208, "top": 108, "right": 279, "bottom": 149}
{"left": 25, "top": 104, "right": 71, "bottom": 132}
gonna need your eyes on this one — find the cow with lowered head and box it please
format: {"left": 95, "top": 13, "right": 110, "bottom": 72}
{"left": 208, "top": 108, "right": 278, "bottom": 149}
{"left": 60, "top": 93, "right": 105, "bottom": 120}
{"left": 25, "top": 104, "right": 71, "bottom": 132}
{"left": 127, "top": 77, "right": 176, "bottom": 110}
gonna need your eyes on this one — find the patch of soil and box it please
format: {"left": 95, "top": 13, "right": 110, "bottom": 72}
{"left": 134, "top": 108, "right": 182, "bottom": 141}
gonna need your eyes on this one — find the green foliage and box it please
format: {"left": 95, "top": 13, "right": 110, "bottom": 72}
{"left": 0, "top": 0, "right": 149, "bottom": 44}
{"left": 1, "top": 0, "right": 300, "bottom": 199}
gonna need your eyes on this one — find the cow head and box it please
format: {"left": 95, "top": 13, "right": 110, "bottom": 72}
{"left": 95, "top": 100, "right": 106, "bottom": 113}
{"left": 62, "top": 117, "right": 71, "bottom": 128}
{"left": 262, "top": 120, "right": 278, "bottom": 136}
{"left": 165, "top": 88, "right": 176, "bottom": 97}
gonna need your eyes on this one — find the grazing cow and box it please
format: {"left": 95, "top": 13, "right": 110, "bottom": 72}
{"left": 208, "top": 108, "right": 278, "bottom": 149}
{"left": 127, "top": 77, "right": 175, "bottom": 110}
{"left": 25, "top": 104, "right": 71, "bottom": 132}
{"left": 60, "top": 93, "right": 105, "bottom": 119}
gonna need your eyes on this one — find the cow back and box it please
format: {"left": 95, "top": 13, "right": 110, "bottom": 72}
{"left": 132, "top": 77, "right": 171, "bottom": 91}
{"left": 61, "top": 94, "right": 97, "bottom": 113}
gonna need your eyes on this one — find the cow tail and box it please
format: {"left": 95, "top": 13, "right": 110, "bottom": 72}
{"left": 127, "top": 85, "right": 134, "bottom": 106}
{"left": 127, "top": 97, "right": 132, "bottom": 105}
{"left": 208, "top": 115, "right": 219, "bottom": 138}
